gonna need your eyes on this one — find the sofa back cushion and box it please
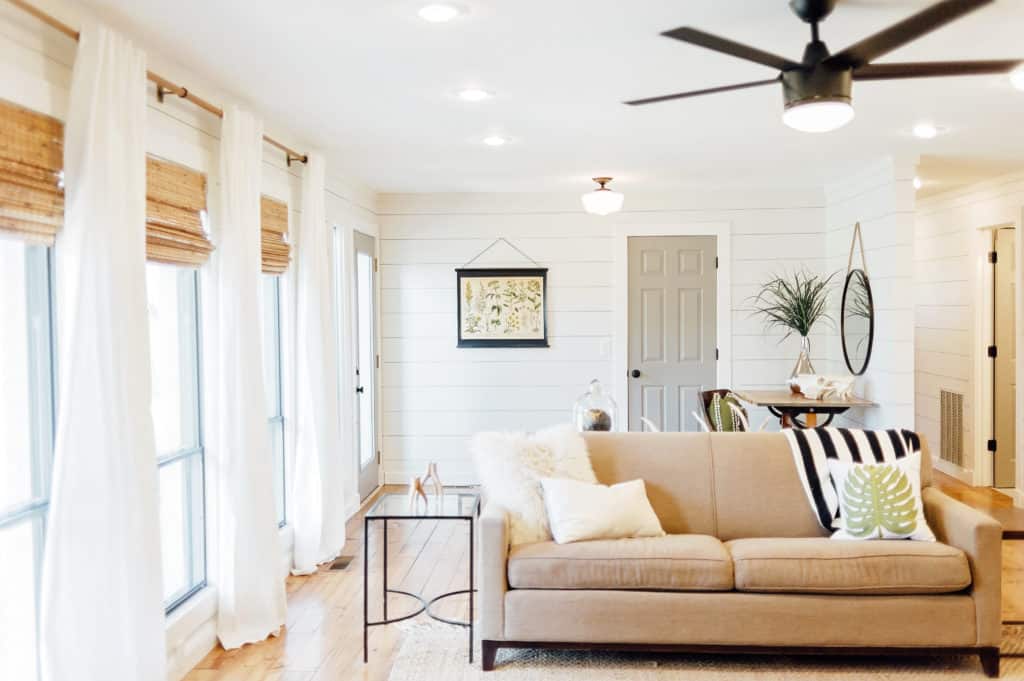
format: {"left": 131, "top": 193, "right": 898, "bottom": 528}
{"left": 584, "top": 432, "right": 716, "bottom": 535}
{"left": 582, "top": 431, "right": 933, "bottom": 540}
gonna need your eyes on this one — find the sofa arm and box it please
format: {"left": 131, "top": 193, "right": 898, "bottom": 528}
{"left": 922, "top": 486, "right": 1003, "bottom": 646}
{"left": 479, "top": 503, "right": 510, "bottom": 640}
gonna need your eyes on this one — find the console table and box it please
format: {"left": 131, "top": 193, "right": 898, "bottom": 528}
{"left": 734, "top": 389, "right": 875, "bottom": 428}
{"left": 363, "top": 491, "right": 479, "bottom": 663}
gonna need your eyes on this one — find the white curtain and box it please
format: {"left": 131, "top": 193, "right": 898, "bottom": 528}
{"left": 39, "top": 20, "right": 164, "bottom": 681}
{"left": 212, "top": 105, "right": 286, "bottom": 648}
{"left": 291, "top": 152, "right": 346, "bottom": 574}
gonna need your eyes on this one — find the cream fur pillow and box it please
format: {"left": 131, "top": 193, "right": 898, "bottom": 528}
{"left": 471, "top": 424, "right": 597, "bottom": 545}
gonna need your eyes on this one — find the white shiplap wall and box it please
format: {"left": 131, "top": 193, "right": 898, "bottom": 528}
{"left": 824, "top": 158, "right": 917, "bottom": 431}
{"left": 378, "top": 190, "right": 827, "bottom": 483}
{"left": 914, "top": 172, "right": 1024, "bottom": 483}
{"left": 0, "top": 2, "right": 378, "bottom": 678}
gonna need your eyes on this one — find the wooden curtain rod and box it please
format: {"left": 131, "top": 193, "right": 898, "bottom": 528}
{"left": 7, "top": 0, "right": 309, "bottom": 166}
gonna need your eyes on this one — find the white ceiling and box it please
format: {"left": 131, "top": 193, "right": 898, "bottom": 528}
{"left": 84, "top": 0, "right": 1024, "bottom": 193}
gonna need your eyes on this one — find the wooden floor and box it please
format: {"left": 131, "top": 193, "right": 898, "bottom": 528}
{"left": 185, "top": 477, "right": 1024, "bottom": 681}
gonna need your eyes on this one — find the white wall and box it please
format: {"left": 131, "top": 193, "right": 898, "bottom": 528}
{"left": 824, "top": 157, "right": 917, "bottom": 431}
{"left": 913, "top": 171, "right": 1024, "bottom": 485}
{"left": 0, "top": 1, "right": 377, "bottom": 678}
{"left": 377, "top": 188, "right": 828, "bottom": 484}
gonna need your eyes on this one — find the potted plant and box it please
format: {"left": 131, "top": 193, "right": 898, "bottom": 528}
{"left": 749, "top": 269, "right": 837, "bottom": 394}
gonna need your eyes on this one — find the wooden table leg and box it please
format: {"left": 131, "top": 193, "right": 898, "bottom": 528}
{"left": 805, "top": 413, "right": 817, "bottom": 428}
{"left": 781, "top": 413, "right": 792, "bottom": 429}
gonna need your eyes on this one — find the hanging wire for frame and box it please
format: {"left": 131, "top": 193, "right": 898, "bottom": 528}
{"left": 458, "top": 237, "right": 543, "bottom": 268}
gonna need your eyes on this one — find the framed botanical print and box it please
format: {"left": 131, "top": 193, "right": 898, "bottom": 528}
{"left": 456, "top": 268, "right": 548, "bottom": 347}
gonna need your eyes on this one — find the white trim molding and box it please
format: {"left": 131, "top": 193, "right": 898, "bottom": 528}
{"left": 612, "top": 221, "right": 732, "bottom": 429}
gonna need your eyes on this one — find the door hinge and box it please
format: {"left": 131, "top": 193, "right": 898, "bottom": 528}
{"left": 988, "top": 439, "right": 997, "bottom": 453}
{"left": 373, "top": 257, "right": 378, "bottom": 272}
{"left": 989, "top": 251, "right": 998, "bottom": 264}
{"left": 988, "top": 345, "right": 998, "bottom": 359}
{"left": 715, "top": 347, "right": 719, "bottom": 360}
{"left": 377, "top": 450, "right": 381, "bottom": 464}
{"left": 715, "top": 256, "right": 719, "bottom": 269}
{"left": 376, "top": 354, "right": 380, "bottom": 369}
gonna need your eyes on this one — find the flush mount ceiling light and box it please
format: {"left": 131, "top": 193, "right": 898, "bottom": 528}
{"left": 626, "top": 0, "right": 1023, "bottom": 134}
{"left": 912, "top": 121, "right": 940, "bottom": 139}
{"left": 1011, "top": 67, "right": 1024, "bottom": 91}
{"left": 418, "top": 4, "right": 460, "bottom": 22}
{"left": 581, "top": 177, "right": 625, "bottom": 216}
{"left": 482, "top": 135, "right": 507, "bottom": 146}
{"left": 458, "top": 88, "right": 492, "bottom": 102}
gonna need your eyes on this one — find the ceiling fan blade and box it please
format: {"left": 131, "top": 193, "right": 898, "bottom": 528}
{"left": 624, "top": 78, "right": 781, "bottom": 106}
{"left": 662, "top": 27, "right": 799, "bottom": 71}
{"left": 854, "top": 59, "right": 1023, "bottom": 80}
{"left": 827, "top": 0, "right": 993, "bottom": 69}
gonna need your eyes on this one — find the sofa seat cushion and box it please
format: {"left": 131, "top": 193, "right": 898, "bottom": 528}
{"left": 508, "top": 534, "right": 733, "bottom": 591}
{"left": 727, "top": 537, "right": 971, "bottom": 595}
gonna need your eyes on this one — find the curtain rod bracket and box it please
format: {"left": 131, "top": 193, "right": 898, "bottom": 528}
{"left": 286, "top": 154, "right": 309, "bottom": 167}
{"left": 155, "top": 84, "right": 187, "bottom": 104}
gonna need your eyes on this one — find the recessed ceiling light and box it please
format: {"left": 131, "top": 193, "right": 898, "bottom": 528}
{"left": 1011, "top": 68, "right": 1024, "bottom": 91}
{"left": 482, "top": 135, "right": 506, "bottom": 147}
{"left": 912, "top": 122, "right": 939, "bottom": 139}
{"left": 418, "top": 4, "right": 460, "bottom": 22}
{"left": 913, "top": 176, "right": 923, "bottom": 190}
{"left": 458, "top": 88, "right": 492, "bottom": 102}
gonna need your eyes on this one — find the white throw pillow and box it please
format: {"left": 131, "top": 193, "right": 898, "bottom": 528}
{"left": 540, "top": 477, "right": 666, "bottom": 544}
{"left": 471, "top": 424, "right": 597, "bottom": 546}
{"left": 827, "top": 450, "right": 935, "bottom": 542}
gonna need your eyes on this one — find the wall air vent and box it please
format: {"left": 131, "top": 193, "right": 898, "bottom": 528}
{"left": 939, "top": 390, "right": 964, "bottom": 467}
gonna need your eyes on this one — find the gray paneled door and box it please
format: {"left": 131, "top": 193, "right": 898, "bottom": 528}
{"left": 993, "top": 227, "right": 1016, "bottom": 488}
{"left": 627, "top": 236, "right": 717, "bottom": 432}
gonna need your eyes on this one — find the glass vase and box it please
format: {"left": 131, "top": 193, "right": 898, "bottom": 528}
{"left": 787, "top": 335, "right": 816, "bottom": 395}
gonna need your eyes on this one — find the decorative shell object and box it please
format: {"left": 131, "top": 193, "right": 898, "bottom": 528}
{"left": 796, "top": 374, "right": 856, "bottom": 401}
{"left": 573, "top": 379, "right": 618, "bottom": 432}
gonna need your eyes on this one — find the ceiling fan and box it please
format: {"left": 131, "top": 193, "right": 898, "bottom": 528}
{"left": 626, "top": 0, "right": 1023, "bottom": 132}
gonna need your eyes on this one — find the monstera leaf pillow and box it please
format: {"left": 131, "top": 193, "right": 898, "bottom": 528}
{"left": 826, "top": 451, "right": 935, "bottom": 541}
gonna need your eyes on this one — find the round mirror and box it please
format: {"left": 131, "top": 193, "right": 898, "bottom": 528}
{"left": 841, "top": 269, "right": 874, "bottom": 375}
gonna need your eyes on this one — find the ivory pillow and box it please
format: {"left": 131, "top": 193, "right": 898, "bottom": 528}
{"left": 827, "top": 450, "right": 935, "bottom": 542}
{"left": 540, "top": 477, "right": 666, "bottom": 544}
{"left": 471, "top": 424, "right": 597, "bottom": 546}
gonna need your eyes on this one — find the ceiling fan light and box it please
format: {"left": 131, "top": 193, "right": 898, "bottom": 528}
{"left": 782, "top": 99, "right": 855, "bottom": 133}
{"left": 581, "top": 178, "right": 624, "bottom": 216}
{"left": 1011, "top": 68, "right": 1024, "bottom": 91}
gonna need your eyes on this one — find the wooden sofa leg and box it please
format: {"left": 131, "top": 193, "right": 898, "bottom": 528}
{"left": 481, "top": 640, "right": 498, "bottom": 671}
{"left": 980, "top": 647, "right": 1000, "bottom": 678}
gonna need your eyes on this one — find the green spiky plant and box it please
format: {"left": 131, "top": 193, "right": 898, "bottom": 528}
{"left": 749, "top": 269, "right": 838, "bottom": 339}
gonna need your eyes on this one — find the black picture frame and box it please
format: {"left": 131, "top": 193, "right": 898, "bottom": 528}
{"left": 840, "top": 268, "right": 875, "bottom": 376}
{"left": 456, "top": 268, "right": 549, "bottom": 348}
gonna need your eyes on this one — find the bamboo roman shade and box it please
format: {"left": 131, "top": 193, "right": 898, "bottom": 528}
{"left": 0, "top": 99, "right": 64, "bottom": 244}
{"left": 146, "top": 155, "right": 212, "bottom": 266}
{"left": 261, "top": 195, "right": 290, "bottom": 274}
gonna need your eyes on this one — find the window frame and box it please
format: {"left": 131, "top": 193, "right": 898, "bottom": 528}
{"left": 0, "top": 243, "right": 57, "bottom": 681}
{"left": 264, "top": 274, "right": 286, "bottom": 528}
{"left": 151, "top": 266, "right": 208, "bottom": 615}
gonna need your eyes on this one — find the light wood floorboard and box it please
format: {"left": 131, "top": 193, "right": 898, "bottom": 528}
{"left": 185, "top": 478, "right": 1024, "bottom": 680}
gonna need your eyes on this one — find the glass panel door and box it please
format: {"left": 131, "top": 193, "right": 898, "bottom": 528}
{"left": 353, "top": 231, "right": 379, "bottom": 500}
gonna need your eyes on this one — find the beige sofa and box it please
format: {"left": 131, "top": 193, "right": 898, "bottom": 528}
{"left": 480, "top": 432, "right": 1003, "bottom": 676}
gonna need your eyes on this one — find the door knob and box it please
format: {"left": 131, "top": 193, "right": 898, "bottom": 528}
{"left": 355, "top": 386, "right": 365, "bottom": 394}
{"left": 630, "top": 369, "right": 641, "bottom": 378}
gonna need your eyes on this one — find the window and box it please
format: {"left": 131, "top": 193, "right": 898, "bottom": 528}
{"left": 146, "top": 262, "right": 206, "bottom": 612}
{"left": 261, "top": 274, "right": 286, "bottom": 527}
{"left": 0, "top": 240, "right": 55, "bottom": 681}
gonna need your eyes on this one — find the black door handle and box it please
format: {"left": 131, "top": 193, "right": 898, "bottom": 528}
{"left": 631, "top": 369, "right": 641, "bottom": 378}
{"left": 355, "top": 386, "right": 365, "bottom": 394}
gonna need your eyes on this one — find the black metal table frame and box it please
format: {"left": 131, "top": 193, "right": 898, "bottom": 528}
{"left": 766, "top": 405, "right": 844, "bottom": 429}
{"left": 363, "top": 506, "right": 476, "bottom": 664}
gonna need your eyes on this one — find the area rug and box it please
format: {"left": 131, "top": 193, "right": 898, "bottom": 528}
{"left": 388, "top": 623, "right": 1024, "bottom": 680}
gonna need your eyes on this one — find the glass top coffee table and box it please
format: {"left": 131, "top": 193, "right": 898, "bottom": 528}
{"left": 363, "top": 491, "right": 479, "bottom": 664}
